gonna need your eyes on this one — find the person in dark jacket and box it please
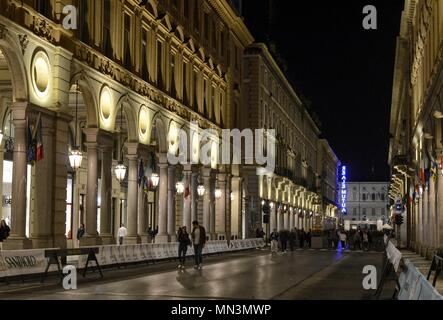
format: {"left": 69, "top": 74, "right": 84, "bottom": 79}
{"left": 177, "top": 226, "right": 191, "bottom": 269}
{"left": 289, "top": 228, "right": 297, "bottom": 251}
{"left": 191, "top": 220, "right": 206, "bottom": 269}
{"left": 77, "top": 223, "right": 85, "bottom": 240}
{"left": 299, "top": 228, "right": 306, "bottom": 248}
{"left": 0, "top": 220, "right": 10, "bottom": 250}
{"left": 280, "top": 230, "right": 288, "bottom": 253}
{"left": 306, "top": 229, "right": 312, "bottom": 248}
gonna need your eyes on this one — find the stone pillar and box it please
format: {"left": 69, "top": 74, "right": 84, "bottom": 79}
{"left": 202, "top": 167, "right": 211, "bottom": 236}
{"left": 277, "top": 206, "right": 283, "bottom": 231}
{"left": 157, "top": 154, "right": 169, "bottom": 243}
{"left": 429, "top": 178, "right": 436, "bottom": 250}
{"left": 167, "top": 165, "right": 177, "bottom": 242}
{"left": 289, "top": 210, "right": 294, "bottom": 230}
{"left": 182, "top": 165, "right": 192, "bottom": 231}
{"left": 423, "top": 188, "right": 429, "bottom": 250}
{"left": 7, "top": 102, "right": 32, "bottom": 249}
{"left": 99, "top": 142, "right": 113, "bottom": 244}
{"left": 216, "top": 173, "right": 226, "bottom": 239}
{"left": 52, "top": 114, "right": 71, "bottom": 249}
{"left": 125, "top": 143, "right": 140, "bottom": 243}
{"left": 209, "top": 170, "right": 216, "bottom": 239}
{"left": 81, "top": 128, "right": 99, "bottom": 246}
{"left": 230, "top": 172, "right": 242, "bottom": 239}
{"left": 191, "top": 171, "right": 198, "bottom": 223}
{"left": 283, "top": 208, "right": 289, "bottom": 230}
{"left": 225, "top": 173, "right": 232, "bottom": 241}
{"left": 30, "top": 112, "right": 54, "bottom": 248}
{"left": 270, "top": 204, "right": 277, "bottom": 233}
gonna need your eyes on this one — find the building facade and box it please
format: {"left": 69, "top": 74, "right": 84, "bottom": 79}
{"left": 344, "top": 182, "right": 389, "bottom": 228}
{"left": 0, "top": 0, "right": 255, "bottom": 249}
{"left": 317, "top": 139, "right": 340, "bottom": 228}
{"left": 242, "top": 43, "right": 339, "bottom": 236}
{"left": 389, "top": 0, "right": 443, "bottom": 252}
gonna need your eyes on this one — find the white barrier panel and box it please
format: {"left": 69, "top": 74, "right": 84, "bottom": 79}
{"left": 0, "top": 248, "right": 59, "bottom": 277}
{"left": 0, "top": 238, "right": 263, "bottom": 278}
{"left": 386, "top": 241, "right": 402, "bottom": 272}
{"left": 397, "top": 259, "right": 443, "bottom": 300}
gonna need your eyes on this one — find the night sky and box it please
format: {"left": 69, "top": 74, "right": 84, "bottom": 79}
{"left": 242, "top": 0, "right": 405, "bottom": 181}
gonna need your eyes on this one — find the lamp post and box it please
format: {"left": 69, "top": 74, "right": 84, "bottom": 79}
{"left": 197, "top": 184, "right": 205, "bottom": 197}
{"left": 114, "top": 105, "right": 127, "bottom": 183}
{"left": 68, "top": 82, "right": 83, "bottom": 171}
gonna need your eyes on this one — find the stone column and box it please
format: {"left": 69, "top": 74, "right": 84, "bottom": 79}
{"left": 99, "top": 143, "right": 113, "bottom": 244}
{"left": 423, "top": 187, "right": 429, "bottom": 250}
{"left": 202, "top": 167, "right": 211, "bottom": 236}
{"left": 283, "top": 208, "right": 289, "bottom": 230}
{"left": 289, "top": 210, "right": 294, "bottom": 230}
{"left": 182, "top": 165, "right": 192, "bottom": 231}
{"left": 30, "top": 112, "right": 55, "bottom": 248}
{"left": 277, "top": 206, "right": 283, "bottom": 231}
{"left": 7, "top": 102, "right": 32, "bottom": 249}
{"left": 156, "top": 154, "right": 169, "bottom": 243}
{"left": 191, "top": 171, "right": 198, "bottom": 223}
{"left": 216, "top": 173, "right": 226, "bottom": 239}
{"left": 270, "top": 204, "right": 277, "bottom": 233}
{"left": 225, "top": 173, "right": 232, "bottom": 241}
{"left": 125, "top": 142, "right": 140, "bottom": 244}
{"left": 429, "top": 178, "right": 436, "bottom": 250}
{"left": 209, "top": 170, "right": 216, "bottom": 239}
{"left": 168, "top": 165, "right": 177, "bottom": 242}
{"left": 81, "top": 128, "right": 99, "bottom": 246}
{"left": 230, "top": 172, "right": 242, "bottom": 239}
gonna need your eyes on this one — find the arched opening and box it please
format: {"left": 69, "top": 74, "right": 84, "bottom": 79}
{"left": 65, "top": 80, "right": 100, "bottom": 247}
{"left": 0, "top": 47, "right": 30, "bottom": 240}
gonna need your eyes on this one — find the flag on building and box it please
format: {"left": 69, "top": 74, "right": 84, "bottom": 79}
{"left": 35, "top": 114, "right": 43, "bottom": 161}
{"left": 26, "top": 120, "right": 36, "bottom": 164}
{"left": 137, "top": 159, "right": 144, "bottom": 186}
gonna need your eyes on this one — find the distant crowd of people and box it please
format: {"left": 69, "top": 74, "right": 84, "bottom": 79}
{"left": 255, "top": 226, "right": 381, "bottom": 253}
{"left": 255, "top": 227, "right": 313, "bottom": 254}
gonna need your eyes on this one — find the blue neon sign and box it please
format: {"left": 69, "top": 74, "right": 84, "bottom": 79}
{"left": 340, "top": 166, "right": 347, "bottom": 214}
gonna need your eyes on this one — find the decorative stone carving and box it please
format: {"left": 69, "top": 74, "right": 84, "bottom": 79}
{"left": 18, "top": 34, "right": 28, "bottom": 55}
{"left": 99, "top": 59, "right": 114, "bottom": 78}
{"left": 32, "top": 16, "right": 54, "bottom": 43}
{"left": 75, "top": 44, "right": 94, "bottom": 66}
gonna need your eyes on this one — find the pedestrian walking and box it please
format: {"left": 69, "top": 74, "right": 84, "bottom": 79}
{"left": 339, "top": 230, "right": 347, "bottom": 250}
{"left": 117, "top": 224, "right": 127, "bottom": 245}
{"left": 280, "top": 230, "right": 288, "bottom": 253}
{"left": 299, "top": 228, "right": 306, "bottom": 248}
{"left": 0, "top": 220, "right": 10, "bottom": 251}
{"left": 306, "top": 229, "right": 312, "bottom": 248}
{"left": 289, "top": 228, "right": 297, "bottom": 251}
{"left": 177, "top": 226, "right": 191, "bottom": 268}
{"left": 362, "top": 230, "right": 369, "bottom": 251}
{"left": 270, "top": 229, "right": 279, "bottom": 254}
{"left": 353, "top": 230, "right": 361, "bottom": 250}
{"left": 191, "top": 220, "right": 206, "bottom": 269}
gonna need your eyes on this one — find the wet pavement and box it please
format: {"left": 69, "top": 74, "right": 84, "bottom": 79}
{"left": 1, "top": 249, "right": 393, "bottom": 300}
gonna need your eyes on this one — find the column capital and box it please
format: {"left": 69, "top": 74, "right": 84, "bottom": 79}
{"left": 157, "top": 152, "right": 168, "bottom": 164}
{"left": 83, "top": 127, "right": 100, "bottom": 143}
{"left": 125, "top": 142, "right": 139, "bottom": 156}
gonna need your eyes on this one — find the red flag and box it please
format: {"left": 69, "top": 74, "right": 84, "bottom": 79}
{"left": 184, "top": 186, "right": 190, "bottom": 199}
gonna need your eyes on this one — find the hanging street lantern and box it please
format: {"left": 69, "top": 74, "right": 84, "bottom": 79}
{"left": 151, "top": 172, "right": 160, "bottom": 188}
{"left": 115, "top": 162, "right": 127, "bottom": 183}
{"left": 176, "top": 181, "right": 184, "bottom": 194}
{"left": 197, "top": 184, "right": 205, "bottom": 197}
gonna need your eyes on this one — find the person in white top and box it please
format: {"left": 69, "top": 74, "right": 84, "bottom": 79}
{"left": 117, "top": 224, "right": 127, "bottom": 245}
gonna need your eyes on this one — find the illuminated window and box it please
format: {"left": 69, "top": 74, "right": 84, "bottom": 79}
{"left": 103, "top": 0, "right": 113, "bottom": 57}
{"left": 123, "top": 13, "right": 132, "bottom": 70}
